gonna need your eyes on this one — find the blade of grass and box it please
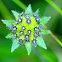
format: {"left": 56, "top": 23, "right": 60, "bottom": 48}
{"left": 12, "top": 0, "right": 27, "bottom": 10}
{"left": 45, "top": 0, "right": 62, "bottom": 15}
{"left": 0, "top": 0, "right": 14, "bottom": 20}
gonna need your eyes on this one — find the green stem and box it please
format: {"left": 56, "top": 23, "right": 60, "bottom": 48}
{"left": 0, "top": 0, "right": 14, "bottom": 20}
{"left": 12, "top": 0, "right": 27, "bottom": 10}
{"left": 45, "top": 0, "right": 62, "bottom": 15}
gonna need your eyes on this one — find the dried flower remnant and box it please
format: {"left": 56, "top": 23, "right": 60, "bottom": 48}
{"left": 2, "top": 4, "right": 51, "bottom": 55}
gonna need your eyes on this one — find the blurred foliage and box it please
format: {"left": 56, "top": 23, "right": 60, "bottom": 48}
{"left": 0, "top": 0, "right": 62, "bottom": 62}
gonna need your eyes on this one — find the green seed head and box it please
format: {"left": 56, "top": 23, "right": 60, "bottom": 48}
{"left": 2, "top": 4, "right": 51, "bottom": 55}
{"left": 11, "top": 12, "right": 42, "bottom": 44}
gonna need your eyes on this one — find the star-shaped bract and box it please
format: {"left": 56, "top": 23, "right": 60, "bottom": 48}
{"left": 2, "top": 4, "right": 51, "bottom": 55}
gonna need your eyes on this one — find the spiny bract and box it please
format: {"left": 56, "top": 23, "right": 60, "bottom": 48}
{"left": 2, "top": 4, "right": 51, "bottom": 55}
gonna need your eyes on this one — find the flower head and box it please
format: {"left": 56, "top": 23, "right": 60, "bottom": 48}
{"left": 2, "top": 4, "right": 51, "bottom": 55}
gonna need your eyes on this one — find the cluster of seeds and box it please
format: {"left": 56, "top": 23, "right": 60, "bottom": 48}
{"left": 10, "top": 12, "right": 42, "bottom": 45}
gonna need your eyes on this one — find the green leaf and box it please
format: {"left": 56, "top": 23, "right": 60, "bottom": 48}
{"left": 6, "top": 33, "right": 13, "bottom": 39}
{"left": 2, "top": 20, "right": 15, "bottom": 28}
{"left": 40, "top": 16, "right": 51, "bottom": 25}
{"left": 25, "top": 4, "right": 33, "bottom": 16}
{"left": 11, "top": 39, "right": 20, "bottom": 52}
{"left": 42, "top": 29, "right": 50, "bottom": 34}
{"left": 11, "top": 10, "right": 19, "bottom": 19}
{"left": 35, "top": 9, "right": 39, "bottom": 15}
{"left": 37, "top": 36, "right": 47, "bottom": 49}
{"left": 25, "top": 42, "right": 31, "bottom": 55}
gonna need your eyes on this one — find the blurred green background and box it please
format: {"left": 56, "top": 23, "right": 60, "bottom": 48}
{"left": 0, "top": 0, "right": 62, "bottom": 62}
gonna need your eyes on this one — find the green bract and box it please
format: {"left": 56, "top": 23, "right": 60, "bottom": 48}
{"left": 2, "top": 4, "right": 51, "bottom": 55}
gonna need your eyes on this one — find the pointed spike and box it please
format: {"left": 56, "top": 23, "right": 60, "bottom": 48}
{"left": 11, "top": 10, "right": 19, "bottom": 19}
{"left": 25, "top": 4, "right": 33, "bottom": 16}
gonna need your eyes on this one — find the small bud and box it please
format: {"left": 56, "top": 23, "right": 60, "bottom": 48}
{"left": 35, "top": 17, "right": 40, "bottom": 23}
{"left": 26, "top": 16, "right": 30, "bottom": 19}
{"left": 19, "top": 31, "right": 24, "bottom": 35}
{"left": 26, "top": 19, "right": 31, "bottom": 24}
{"left": 25, "top": 35, "right": 29, "bottom": 40}
{"left": 33, "top": 13, "right": 37, "bottom": 17}
{"left": 13, "top": 33, "right": 17, "bottom": 38}
{"left": 19, "top": 39, "right": 23, "bottom": 44}
{"left": 22, "top": 26, "right": 25, "bottom": 30}
{"left": 18, "top": 12, "right": 24, "bottom": 16}
{"left": 18, "top": 18, "right": 22, "bottom": 23}
{"left": 38, "top": 26, "right": 42, "bottom": 30}
{"left": 32, "top": 39, "right": 36, "bottom": 44}
{"left": 27, "top": 30, "right": 31, "bottom": 34}
{"left": 15, "top": 21, "right": 18, "bottom": 24}
{"left": 34, "top": 27, "right": 38, "bottom": 31}
{"left": 38, "top": 31, "right": 42, "bottom": 36}
{"left": 34, "top": 33, "right": 38, "bottom": 38}
{"left": 12, "top": 26, "right": 17, "bottom": 31}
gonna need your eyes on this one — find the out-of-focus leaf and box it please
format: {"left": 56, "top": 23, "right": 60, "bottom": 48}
{"left": 25, "top": 42, "right": 31, "bottom": 55}
{"left": 11, "top": 10, "right": 19, "bottom": 19}
{"left": 6, "top": 33, "right": 13, "bottom": 39}
{"left": 37, "top": 36, "right": 47, "bottom": 49}
{"left": 2, "top": 20, "right": 15, "bottom": 28}
{"left": 25, "top": 4, "right": 33, "bottom": 16}
{"left": 40, "top": 16, "right": 51, "bottom": 25}
{"left": 11, "top": 39, "right": 20, "bottom": 52}
{"left": 42, "top": 29, "right": 50, "bottom": 34}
